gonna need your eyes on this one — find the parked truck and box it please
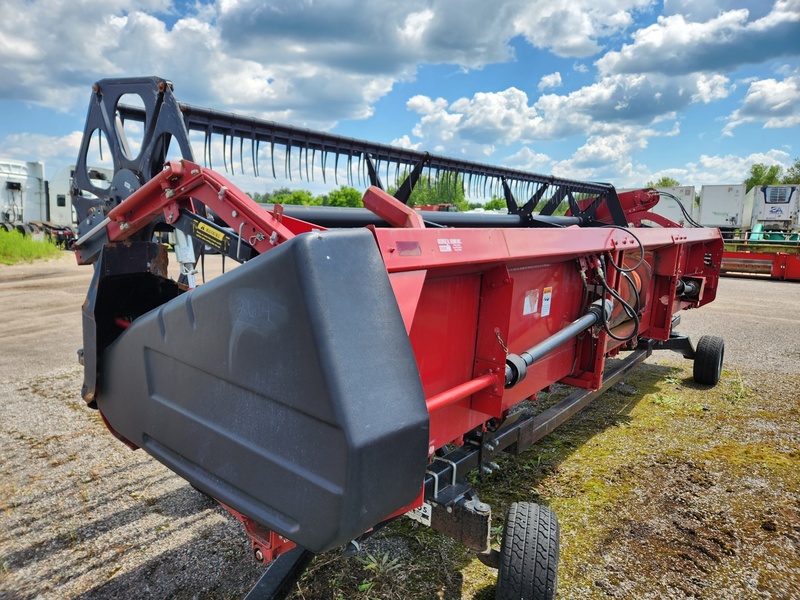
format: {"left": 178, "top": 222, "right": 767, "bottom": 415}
{"left": 0, "top": 159, "right": 113, "bottom": 247}
{"left": 1, "top": 159, "right": 47, "bottom": 234}
{"left": 48, "top": 164, "right": 114, "bottom": 228}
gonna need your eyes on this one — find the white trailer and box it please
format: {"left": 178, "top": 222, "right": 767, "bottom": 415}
{"left": 745, "top": 184, "right": 799, "bottom": 233}
{"left": 0, "top": 159, "right": 47, "bottom": 230}
{"left": 48, "top": 165, "right": 113, "bottom": 227}
{"left": 697, "top": 184, "right": 750, "bottom": 232}
{"left": 618, "top": 185, "right": 697, "bottom": 226}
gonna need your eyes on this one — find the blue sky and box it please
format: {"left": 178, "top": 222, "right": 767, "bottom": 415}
{"left": 1, "top": 0, "right": 798, "bottom": 199}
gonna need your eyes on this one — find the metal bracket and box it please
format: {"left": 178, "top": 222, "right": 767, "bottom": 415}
{"left": 243, "top": 546, "right": 314, "bottom": 600}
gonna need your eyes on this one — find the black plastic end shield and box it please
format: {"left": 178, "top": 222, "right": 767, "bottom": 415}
{"left": 98, "top": 230, "right": 429, "bottom": 553}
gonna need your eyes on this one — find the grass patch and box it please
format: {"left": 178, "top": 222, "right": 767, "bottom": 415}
{"left": 0, "top": 229, "right": 61, "bottom": 265}
{"left": 282, "top": 365, "right": 798, "bottom": 599}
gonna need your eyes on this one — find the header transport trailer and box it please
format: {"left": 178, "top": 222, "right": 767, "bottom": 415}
{"left": 697, "top": 184, "right": 800, "bottom": 281}
{"left": 71, "top": 77, "right": 725, "bottom": 600}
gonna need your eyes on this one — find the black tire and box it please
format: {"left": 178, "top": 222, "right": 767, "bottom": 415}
{"left": 693, "top": 335, "right": 724, "bottom": 385}
{"left": 496, "top": 502, "right": 559, "bottom": 600}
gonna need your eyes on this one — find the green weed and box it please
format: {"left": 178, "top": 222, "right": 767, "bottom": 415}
{"left": 0, "top": 230, "right": 61, "bottom": 264}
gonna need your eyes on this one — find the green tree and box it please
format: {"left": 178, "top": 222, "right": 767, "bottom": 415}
{"left": 744, "top": 163, "right": 782, "bottom": 192}
{"left": 271, "top": 188, "right": 321, "bottom": 206}
{"left": 388, "top": 173, "right": 468, "bottom": 211}
{"left": 325, "top": 186, "right": 363, "bottom": 207}
{"left": 782, "top": 158, "right": 800, "bottom": 184}
{"left": 646, "top": 176, "right": 681, "bottom": 188}
{"left": 483, "top": 198, "right": 508, "bottom": 211}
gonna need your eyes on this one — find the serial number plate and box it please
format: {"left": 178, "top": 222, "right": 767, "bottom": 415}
{"left": 405, "top": 502, "right": 432, "bottom": 527}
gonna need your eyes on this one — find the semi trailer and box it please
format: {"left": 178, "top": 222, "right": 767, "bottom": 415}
{"left": 0, "top": 159, "right": 113, "bottom": 247}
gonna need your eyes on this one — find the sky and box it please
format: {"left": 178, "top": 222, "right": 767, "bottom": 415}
{"left": 0, "top": 0, "right": 799, "bottom": 200}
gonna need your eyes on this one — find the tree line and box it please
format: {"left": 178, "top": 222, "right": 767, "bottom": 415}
{"left": 647, "top": 157, "right": 800, "bottom": 191}
{"left": 248, "top": 159, "right": 800, "bottom": 210}
{"left": 249, "top": 174, "right": 502, "bottom": 211}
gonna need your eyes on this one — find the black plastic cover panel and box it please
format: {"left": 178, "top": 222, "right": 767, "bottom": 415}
{"left": 98, "top": 229, "right": 429, "bottom": 553}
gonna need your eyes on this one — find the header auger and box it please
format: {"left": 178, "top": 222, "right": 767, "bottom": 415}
{"left": 72, "top": 77, "right": 725, "bottom": 600}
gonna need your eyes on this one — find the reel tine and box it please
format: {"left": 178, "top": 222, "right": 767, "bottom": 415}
{"left": 229, "top": 131, "right": 235, "bottom": 175}
{"left": 334, "top": 151, "right": 340, "bottom": 185}
{"left": 222, "top": 133, "right": 228, "bottom": 173}
{"left": 321, "top": 148, "right": 327, "bottom": 184}
{"left": 205, "top": 128, "right": 212, "bottom": 169}
{"left": 270, "top": 136, "right": 277, "bottom": 179}
{"left": 297, "top": 145, "right": 303, "bottom": 182}
{"left": 286, "top": 139, "right": 292, "bottom": 181}
{"left": 311, "top": 147, "right": 316, "bottom": 182}
{"left": 239, "top": 136, "right": 245, "bottom": 176}
{"left": 252, "top": 137, "right": 259, "bottom": 178}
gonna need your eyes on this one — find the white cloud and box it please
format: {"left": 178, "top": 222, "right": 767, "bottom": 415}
{"left": 0, "top": 0, "right": 676, "bottom": 128}
{"left": 390, "top": 135, "right": 422, "bottom": 151}
{"left": 0, "top": 132, "right": 85, "bottom": 166}
{"left": 513, "top": 0, "right": 652, "bottom": 58}
{"left": 538, "top": 72, "right": 563, "bottom": 91}
{"left": 723, "top": 73, "right": 800, "bottom": 135}
{"left": 682, "top": 149, "right": 791, "bottom": 184}
{"left": 691, "top": 74, "right": 731, "bottom": 103}
{"left": 664, "top": 0, "right": 774, "bottom": 22}
{"left": 504, "top": 147, "right": 552, "bottom": 171}
{"left": 597, "top": 1, "right": 800, "bottom": 76}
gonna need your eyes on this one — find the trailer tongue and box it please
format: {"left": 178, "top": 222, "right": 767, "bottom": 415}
{"left": 72, "top": 77, "right": 725, "bottom": 600}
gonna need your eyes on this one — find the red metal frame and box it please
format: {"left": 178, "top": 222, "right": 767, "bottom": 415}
{"left": 722, "top": 250, "right": 800, "bottom": 281}
{"left": 76, "top": 161, "right": 724, "bottom": 560}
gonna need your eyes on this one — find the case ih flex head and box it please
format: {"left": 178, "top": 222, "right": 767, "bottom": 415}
{"left": 71, "top": 77, "right": 725, "bottom": 600}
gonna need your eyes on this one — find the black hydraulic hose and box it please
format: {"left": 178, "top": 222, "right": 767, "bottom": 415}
{"left": 659, "top": 191, "right": 703, "bottom": 228}
{"left": 598, "top": 269, "right": 640, "bottom": 342}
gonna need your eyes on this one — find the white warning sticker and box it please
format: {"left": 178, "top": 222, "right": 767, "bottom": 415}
{"left": 437, "top": 238, "right": 463, "bottom": 252}
{"left": 406, "top": 502, "right": 433, "bottom": 527}
{"left": 523, "top": 290, "right": 539, "bottom": 316}
{"left": 541, "top": 287, "right": 553, "bottom": 317}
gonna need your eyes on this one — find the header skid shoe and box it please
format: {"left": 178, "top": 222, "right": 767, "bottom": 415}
{"left": 97, "top": 229, "right": 430, "bottom": 553}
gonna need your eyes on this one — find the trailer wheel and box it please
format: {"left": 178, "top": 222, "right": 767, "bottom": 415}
{"left": 693, "top": 335, "right": 724, "bottom": 386}
{"left": 496, "top": 502, "right": 559, "bottom": 600}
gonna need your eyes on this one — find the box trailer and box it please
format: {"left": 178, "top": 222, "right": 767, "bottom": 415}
{"left": 697, "top": 184, "right": 750, "bottom": 233}
{"left": 746, "top": 184, "right": 799, "bottom": 233}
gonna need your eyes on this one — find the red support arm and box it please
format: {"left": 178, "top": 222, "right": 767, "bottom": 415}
{"left": 78, "top": 160, "right": 321, "bottom": 261}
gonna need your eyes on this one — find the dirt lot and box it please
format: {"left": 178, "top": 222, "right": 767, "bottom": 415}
{"left": 0, "top": 254, "right": 798, "bottom": 599}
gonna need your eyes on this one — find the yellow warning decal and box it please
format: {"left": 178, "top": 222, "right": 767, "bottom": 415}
{"left": 192, "top": 221, "right": 230, "bottom": 252}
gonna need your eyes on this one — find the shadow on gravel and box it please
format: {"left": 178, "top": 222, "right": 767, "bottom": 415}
{"left": 3, "top": 484, "right": 221, "bottom": 580}
{"left": 73, "top": 521, "right": 264, "bottom": 600}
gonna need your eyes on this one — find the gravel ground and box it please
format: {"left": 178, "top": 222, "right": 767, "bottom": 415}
{"left": 0, "top": 255, "right": 798, "bottom": 599}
